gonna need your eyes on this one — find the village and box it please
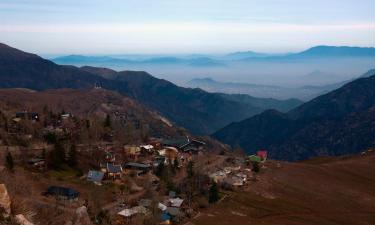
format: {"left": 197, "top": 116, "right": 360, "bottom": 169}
{"left": 0, "top": 108, "right": 267, "bottom": 225}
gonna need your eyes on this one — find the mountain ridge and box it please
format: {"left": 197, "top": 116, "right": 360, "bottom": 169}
{"left": 213, "top": 73, "right": 375, "bottom": 161}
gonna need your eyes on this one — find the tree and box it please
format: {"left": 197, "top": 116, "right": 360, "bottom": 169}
{"left": 67, "top": 143, "right": 77, "bottom": 168}
{"left": 5, "top": 152, "right": 14, "bottom": 171}
{"left": 252, "top": 161, "right": 260, "bottom": 173}
{"left": 104, "top": 114, "right": 111, "bottom": 128}
{"left": 49, "top": 141, "right": 66, "bottom": 169}
{"left": 41, "top": 149, "right": 46, "bottom": 159}
{"left": 155, "top": 161, "right": 165, "bottom": 178}
{"left": 45, "top": 132, "right": 57, "bottom": 144}
{"left": 209, "top": 181, "right": 219, "bottom": 203}
{"left": 173, "top": 158, "right": 179, "bottom": 171}
{"left": 187, "top": 161, "right": 194, "bottom": 178}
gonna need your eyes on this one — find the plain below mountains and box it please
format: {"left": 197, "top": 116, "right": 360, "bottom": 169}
{"left": 213, "top": 72, "right": 375, "bottom": 161}
{"left": 0, "top": 43, "right": 300, "bottom": 135}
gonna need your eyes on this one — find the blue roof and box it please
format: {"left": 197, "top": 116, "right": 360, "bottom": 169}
{"left": 161, "top": 212, "right": 171, "bottom": 221}
{"left": 107, "top": 163, "right": 122, "bottom": 173}
{"left": 87, "top": 170, "right": 104, "bottom": 182}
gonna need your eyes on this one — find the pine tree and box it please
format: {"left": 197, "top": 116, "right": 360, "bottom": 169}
{"left": 209, "top": 181, "right": 219, "bottom": 203}
{"left": 5, "top": 152, "right": 14, "bottom": 171}
{"left": 104, "top": 114, "right": 111, "bottom": 128}
{"left": 67, "top": 143, "right": 77, "bottom": 168}
{"left": 50, "top": 141, "right": 65, "bottom": 169}
{"left": 252, "top": 161, "right": 260, "bottom": 173}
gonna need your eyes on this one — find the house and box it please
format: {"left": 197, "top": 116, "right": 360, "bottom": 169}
{"left": 87, "top": 170, "right": 105, "bottom": 184}
{"left": 153, "top": 156, "right": 166, "bottom": 167}
{"left": 15, "top": 111, "right": 39, "bottom": 121}
{"left": 123, "top": 162, "right": 151, "bottom": 175}
{"left": 161, "top": 138, "right": 188, "bottom": 149}
{"left": 209, "top": 171, "right": 227, "bottom": 183}
{"left": 124, "top": 145, "right": 141, "bottom": 158}
{"left": 223, "top": 177, "right": 244, "bottom": 188}
{"left": 161, "top": 137, "right": 206, "bottom": 152}
{"left": 180, "top": 139, "right": 206, "bottom": 153}
{"left": 106, "top": 163, "right": 123, "bottom": 179}
{"left": 160, "top": 212, "right": 171, "bottom": 225}
{"left": 117, "top": 206, "right": 147, "bottom": 218}
{"left": 169, "top": 197, "right": 184, "bottom": 208}
{"left": 257, "top": 150, "right": 268, "bottom": 161}
{"left": 140, "top": 145, "right": 154, "bottom": 153}
{"left": 43, "top": 186, "right": 79, "bottom": 201}
{"left": 158, "top": 147, "right": 179, "bottom": 163}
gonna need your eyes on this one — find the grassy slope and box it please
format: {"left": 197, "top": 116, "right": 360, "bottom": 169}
{"left": 192, "top": 151, "right": 375, "bottom": 225}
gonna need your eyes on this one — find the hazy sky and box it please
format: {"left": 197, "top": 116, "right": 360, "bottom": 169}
{"left": 1, "top": 0, "right": 375, "bottom": 54}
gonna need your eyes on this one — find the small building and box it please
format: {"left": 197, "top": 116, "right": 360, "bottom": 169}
{"left": 209, "top": 171, "right": 227, "bottom": 183}
{"left": 158, "top": 147, "right": 179, "bottom": 163}
{"left": 169, "top": 197, "right": 184, "bottom": 208}
{"left": 180, "top": 139, "right": 206, "bottom": 152}
{"left": 44, "top": 186, "right": 79, "bottom": 201}
{"left": 117, "top": 206, "right": 147, "bottom": 218}
{"left": 140, "top": 145, "right": 154, "bottom": 153}
{"left": 87, "top": 170, "right": 105, "bottom": 184}
{"left": 248, "top": 155, "right": 262, "bottom": 163}
{"left": 257, "top": 150, "right": 268, "bottom": 161}
{"left": 123, "top": 162, "right": 151, "bottom": 175}
{"left": 106, "top": 163, "right": 123, "bottom": 179}
{"left": 124, "top": 146, "right": 141, "bottom": 159}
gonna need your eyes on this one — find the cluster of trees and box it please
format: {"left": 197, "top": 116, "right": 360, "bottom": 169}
{"left": 45, "top": 132, "right": 77, "bottom": 170}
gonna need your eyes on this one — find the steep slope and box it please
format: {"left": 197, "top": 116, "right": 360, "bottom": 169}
{"left": 80, "top": 66, "right": 262, "bottom": 134}
{"left": 0, "top": 43, "right": 262, "bottom": 134}
{"left": 0, "top": 88, "right": 181, "bottom": 138}
{"left": 193, "top": 152, "right": 375, "bottom": 225}
{"left": 213, "top": 73, "right": 375, "bottom": 161}
{"left": 219, "top": 93, "right": 302, "bottom": 113}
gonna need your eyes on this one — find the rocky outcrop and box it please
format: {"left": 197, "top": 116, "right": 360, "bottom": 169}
{"left": 73, "top": 206, "right": 92, "bottom": 225}
{"left": 0, "top": 184, "right": 11, "bottom": 217}
{"left": 15, "top": 214, "right": 34, "bottom": 225}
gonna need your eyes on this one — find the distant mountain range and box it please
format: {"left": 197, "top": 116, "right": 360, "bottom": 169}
{"left": 53, "top": 46, "right": 375, "bottom": 66}
{"left": 213, "top": 73, "right": 375, "bottom": 161}
{"left": 186, "top": 77, "right": 349, "bottom": 100}
{"left": 0, "top": 43, "right": 300, "bottom": 135}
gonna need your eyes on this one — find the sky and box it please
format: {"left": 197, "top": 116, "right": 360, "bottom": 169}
{"left": 0, "top": 0, "right": 375, "bottom": 55}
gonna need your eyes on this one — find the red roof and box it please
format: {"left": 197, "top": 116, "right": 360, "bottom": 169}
{"left": 256, "top": 150, "right": 268, "bottom": 159}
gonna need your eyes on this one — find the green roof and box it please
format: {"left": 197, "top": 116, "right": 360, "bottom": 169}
{"left": 248, "top": 155, "right": 262, "bottom": 162}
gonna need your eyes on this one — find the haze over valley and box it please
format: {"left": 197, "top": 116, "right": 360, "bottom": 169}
{"left": 1, "top": 1, "right": 375, "bottom": 225}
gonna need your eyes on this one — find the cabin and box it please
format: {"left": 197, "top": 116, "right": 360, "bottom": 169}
{"left": 43, "top": 186, "right": 79, "bottom": 201}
